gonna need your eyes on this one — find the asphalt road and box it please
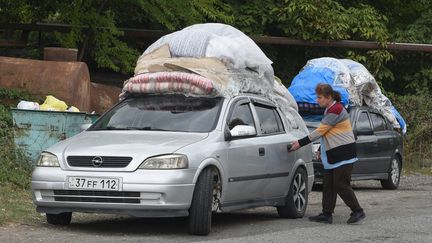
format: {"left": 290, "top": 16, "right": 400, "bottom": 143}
{"left": 1, "top": 173, "right": 431, "bottom": 243}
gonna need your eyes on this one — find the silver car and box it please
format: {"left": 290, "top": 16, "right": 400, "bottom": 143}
{"left": 32, "top": 93, "right": 313, "bottom": 235}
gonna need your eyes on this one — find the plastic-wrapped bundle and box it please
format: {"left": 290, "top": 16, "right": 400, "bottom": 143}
{"left": 288, "top": 57, "right": 352, "bottom": 106}
{"left": 130, "top": 45, "right": 274, "bottom": 99}
{"left": 140, "top": 23, "right": 274, "bottom": 88}
{"left": 122, "top": 66, "right": 274, "bottom": 99}
{"left": 340, "top": 59, "right": 405, "bottom": 132}
{"left": 272, "top": 77, "right": 298, "bottom": 112}
{"left": 144, "top": 29, "right": 211, "bottom": 58}
{"left": 121, "top": 72, "right": 218, "bottom": 98}
{"left": 288, "top": 57, "right": 407, "bottom": 133}
{"left": 339, "top": 59, "right": 389, "bottom": 107}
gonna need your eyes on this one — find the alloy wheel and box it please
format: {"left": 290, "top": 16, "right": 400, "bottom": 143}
{"left": 391, "top": 158, "right": 400, "bottom": 185}
{"left": 293, "top": 173, "right": 307, "bottom": 212}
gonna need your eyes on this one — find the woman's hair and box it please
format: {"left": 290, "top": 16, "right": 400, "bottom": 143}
{"left": 315, "top": 83, "right": 341, "bottom": 102}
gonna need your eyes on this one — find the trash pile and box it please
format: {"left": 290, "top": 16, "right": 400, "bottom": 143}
{"left": 288, "top": 57, "right": 406, "bottom": 134}
{"left": 17, "top": 95, "right": 80, "bottom": 112}
{"left": 120, "top": 23, "right": 302, "bottom": 130}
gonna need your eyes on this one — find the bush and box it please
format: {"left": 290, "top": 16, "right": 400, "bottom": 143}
{"left": 389, "top": 92, "right": 432, "bottom": 170}
{"left": 0, "top": 88, "right": 40, "bottom": 189}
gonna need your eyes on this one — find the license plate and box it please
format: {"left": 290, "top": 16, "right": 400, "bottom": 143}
{"left": 67, "top": 176, "right": 122, "bottom": 191}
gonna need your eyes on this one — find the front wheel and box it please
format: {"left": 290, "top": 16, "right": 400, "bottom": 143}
{"left": 277, "top": 167, "right": 308, "bottom": 218}
{"left": 381, "top": 157, "right": 401, "bottom": 190}
{"left": 46, "top": 212, "right": 72, "bottom": 225}
{"left": 188, "top": 168, "right": 216, "bottom": 235}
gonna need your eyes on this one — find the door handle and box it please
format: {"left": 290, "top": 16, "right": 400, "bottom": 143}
{"left": 287, "top": 144, "right": 292, "bottom": 151}
{"left": 259, "top": 147, "right": 265, "bottom": 156}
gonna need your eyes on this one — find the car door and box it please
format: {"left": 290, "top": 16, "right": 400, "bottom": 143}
{"left": 250, "top": 100, "right": 296, "bottom": 198}
{"left": 369, "top": 112, "right": 394, "bottom": 173}
{"left": 223, "top": 98, "right": 269, "bottom": 202}
{"left": 352, "top": 110, "right": 379, "bottom": 175}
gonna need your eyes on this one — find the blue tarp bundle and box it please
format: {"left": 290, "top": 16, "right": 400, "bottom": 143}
{"left": 288, "top": 67, "right": 350, "bottom": 106}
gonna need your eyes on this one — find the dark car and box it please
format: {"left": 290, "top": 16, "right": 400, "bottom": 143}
{"left": 304, "top": 106, "right": 403, "bottom": 189}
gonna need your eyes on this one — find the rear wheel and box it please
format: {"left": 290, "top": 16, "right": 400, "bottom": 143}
{"left": 188, "top": 168, "right": 219, "bottom": 235}
{"left": 277, "top": 167, "right": 308, "bottom": 218}
{"left": 46, "top": 212, "right": 72, "bottom": 225}
{"left": 381, "top": 157, "right": 401, "bottom": 189}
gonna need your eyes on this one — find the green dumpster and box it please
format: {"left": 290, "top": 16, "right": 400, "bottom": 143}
{"left": 11, "top": 108, "right": 99, "bottom": 163}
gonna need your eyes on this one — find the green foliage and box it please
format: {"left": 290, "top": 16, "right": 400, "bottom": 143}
{"left": 224, "top": 0, "right": 277, "bottom": 34}
{"left": 47, "top": 0, "right": 140, "bottom": 73}
{"left": 389, "top": 92, "right": 432, "bottom": 169}
{"left": 1, "top": 0, "right": 233, "bottom": 73}
{"left": 0, "top": 88, "right": 37, "bottom": 189}
{"left": 275, "top": 0, "right": 350, "bottom": 40}
{"left": 0, "top": 183, "right": 42, "bottom": 226}
{"left": 394, "top": 9, "right": 432, "bottom": 44}
{"left": 127, "top": 0, "right": 234, "bottom": 30}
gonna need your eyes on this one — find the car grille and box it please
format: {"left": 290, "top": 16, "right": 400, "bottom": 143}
{"left": 53, "top": 190, "right": 140, "bottom": 204}
{"left": 67, "top": 156, "right": 132, "bottom": 168}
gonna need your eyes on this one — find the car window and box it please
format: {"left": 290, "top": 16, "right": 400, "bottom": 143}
{"left": 228, "top": 102, "right": 255, "bottom": 130}
{"left": 370, "top": 113, "right": 386, "bottom": 132}
{"left": 90, "top": 94, "right": 223, "bottom": 132}
{"left": 254, "top": 104, "right": 284, "bottom": 135}
{"left": 356, "top": 112, "right": 372, "bottom": 131}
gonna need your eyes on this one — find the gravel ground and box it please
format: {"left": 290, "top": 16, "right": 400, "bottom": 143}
{"left": 353, "top": 171, "right": 432, "bottom": 189}
{"left": 0, "top": 172, "right": 431, "bottom": 242}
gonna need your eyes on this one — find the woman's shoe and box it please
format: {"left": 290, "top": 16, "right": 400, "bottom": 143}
{"left": 309, "top": 213, "right": 333, "bottom": 224}
{"left": 347, "top": 210, "right": 366, "bottom": 224}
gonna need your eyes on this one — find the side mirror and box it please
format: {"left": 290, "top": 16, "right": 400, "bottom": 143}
{"left": 356, "top": 127, "right": 374, "bottom": 136}
{"left": 230, "top": 125, "right": 257, "bottom": 138}
{"left": 80, "top": 123, "right": 92, "bottom": 132}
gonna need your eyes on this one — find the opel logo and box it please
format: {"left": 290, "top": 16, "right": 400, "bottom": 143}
{"left": 91, "top": 156, "right": 103, "bottom": 167}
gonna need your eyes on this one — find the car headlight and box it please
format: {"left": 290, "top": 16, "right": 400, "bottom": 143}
{"left": 139, "top": 154, "right": 188, "bottom": 169}
{"left": 36, "top": 152, "right": 60, "bottom": 167}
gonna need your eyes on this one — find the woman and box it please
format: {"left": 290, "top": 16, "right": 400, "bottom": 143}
{"left": 290, "top": 83, "right": 365, "bottom": 224}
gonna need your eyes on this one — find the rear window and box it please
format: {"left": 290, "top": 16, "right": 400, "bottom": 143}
{"left": 254, "top": 104, "right": 284, "bottom": 135}
{"left": 91, "top": 94, "right": 223, "bottom": 133}
{"left": 356, "top": 112, "right": 372, "bottom": 131}
{"left": 370, "top": 113, "right": 386, "bottom": 132}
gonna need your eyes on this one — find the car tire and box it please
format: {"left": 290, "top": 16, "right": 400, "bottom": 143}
{"left": 381, "top": 156, "right": 402, "bottom": 190}
{"left": 188, "top": 168, "right": 215, "bottom": 235}
{"left": 46, "top": 212, "right": 72, "bottom": 225}
{"left": 277, "top": 167, "right": 308, "bottom": 218}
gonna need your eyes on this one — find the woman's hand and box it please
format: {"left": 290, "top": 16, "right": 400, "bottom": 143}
{"left": 289, "top": 140, "right": 301, "bottom": 152}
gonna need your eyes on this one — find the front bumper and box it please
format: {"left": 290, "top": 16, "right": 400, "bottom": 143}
{"left": 32, "top": 167, "right": 197, "bottom": 217}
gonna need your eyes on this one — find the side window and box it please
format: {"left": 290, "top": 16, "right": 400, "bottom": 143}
{"left": 356, "top": 112, "right": 372, "bottom": 131}
{"left": 228, "top": 102, "right": 255, "bottom": 130}
{"left": 254, "top": 104, "right": 284, "bottom": 135}
{"left": 370, "top": 113, "right": 386, "bottom": 132}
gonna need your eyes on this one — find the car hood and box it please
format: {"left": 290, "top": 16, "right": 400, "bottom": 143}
{"left": 49, "top": 131, "right": 209, "bottom": 170}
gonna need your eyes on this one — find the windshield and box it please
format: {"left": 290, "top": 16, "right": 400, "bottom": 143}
{"left": 90, "top": 94, "right": 223, "bottom": 132}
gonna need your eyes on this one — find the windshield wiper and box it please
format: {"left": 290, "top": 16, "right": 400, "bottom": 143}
{"left": 94, "top": 126, "right": 170, "bottom": 131}
{"left": 93, "top": 126, "right": 132, "bottom": 130}
{"left": 129, "top": 126, "right": 169, "bottom": 131}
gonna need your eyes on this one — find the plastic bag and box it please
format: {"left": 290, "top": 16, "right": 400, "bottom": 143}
{"left": 17, "top": 101, "right": 40, "bottom": 110}
{"left": 67, "top": 106, "right": 80, "bottom": 112}
{"left": 40, "top": 95, "right": 68, "bottom": 111}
